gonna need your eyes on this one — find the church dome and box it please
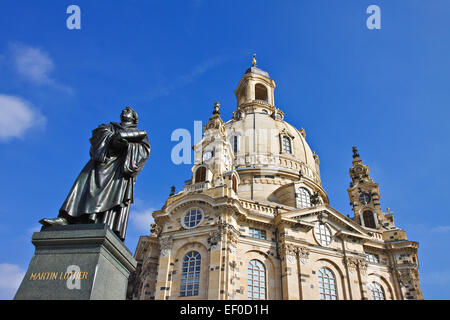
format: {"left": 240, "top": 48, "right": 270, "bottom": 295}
{"left": 223, "top": 58, "right": 323, "bottom": 203}
{"left": 225, "top": 112, "right": 320, "bottom": 184}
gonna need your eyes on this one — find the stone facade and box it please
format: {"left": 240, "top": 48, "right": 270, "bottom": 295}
{"left": 127, "top": 60, "right": 423, "bottom": 300}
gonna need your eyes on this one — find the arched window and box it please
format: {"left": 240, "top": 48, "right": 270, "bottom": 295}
{"left": 255, "top": 83, "right": 268, "bottom": 101}
{"left": 195, "top": 166, "right": 206, "bottom": 183}
{"left": 363, "top": 210, "right": 376, "bottom": 228}
{"left": 232, "top": 175, "right": 238, "bottom": 193}
{"left": 369, "top": 282, "right": 385, "bottom": 300}
{"left": 248, "top": 259, "right": 266, "bottom": 300}
{"left": 318, "top": 267, "right": 338, "bottom": 300}
{"left": 180, "top": 251, "right": 201, "bottom": 297}
{"left": 282, "top": 136, "right": 292, "bottom": 154}
{"left": 296, "top": 187, "right": 311, "bottom": 208}
{"left": 233, "top": 136, "right": 238, "bottom": 154}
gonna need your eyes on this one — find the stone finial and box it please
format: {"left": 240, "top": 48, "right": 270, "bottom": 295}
{"left": 274, "top": 206, "right": 280, "bottom": 217}
{"left": 150, "top": 223, "right": 160, "bottom": 237}
{"left": 313, "top": 152, "right": 320, "bottom": 165}
{"left": 352, "top": 146, "right": 360, "bottom": 159}
{"left": 252, "top": 53, "right": 257, "bottom": 67}
{"left": 170, "top": 186, "right": 175, "bottom": 196}
{"left": 311, "top": 192, "right": 321, "bottom": 206}
{"left": 213, "top": 101, "right": 220, "bottom": 115}
{"left": 204, "top": 101, "right": 225, "bottom": 136}
{"left": 349, "top": 146, "right": 370, "bottom": 182}
{"left": 299, "top": 128, "right": 306, "bottom": 138}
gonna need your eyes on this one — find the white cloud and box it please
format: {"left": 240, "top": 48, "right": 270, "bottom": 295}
{"left": 421, "top": 270, "right": 450, "bottom": 286}
{"left": 431, "top": 225, "right": 450, "bottom": 233}
{"left": 10, "top": 43, "right": 54, "bottom": 84}
{"left": 146, "top": 56, "right": 230, "bottom": 100}
{"left": 0, "top": 263, "right": 25, "bottom": 300}
{"left": 131, "top": 208, "right": 155, "bottom": 232}
{"left": 8, "top": 43, "right": 72, "bottom": 94}
{"left": 179, "top": 56, "right": 228, "bottom": 84}
{"left": 0, "top": 94, "right": 46, "bottom": 141}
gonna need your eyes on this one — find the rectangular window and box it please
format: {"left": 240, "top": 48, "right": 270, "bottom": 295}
{"left": 249, "top": 228, "right": 267, "bottom": 240}
{"left": 233, "top": 136, "right": 238, "bottom": 154}
{"left": 282, "top": 136, "right": 292, "bottom": 154}
{"left": 365, "top": 253, "right": 379, "bottom": 263}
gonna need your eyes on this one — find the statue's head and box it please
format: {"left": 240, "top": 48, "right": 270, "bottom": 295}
{"left": 120, "top": 106, "right": 139, "bottom": 126}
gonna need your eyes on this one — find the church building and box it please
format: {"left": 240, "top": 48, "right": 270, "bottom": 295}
{"left": 127, "top": 58, "right": 423, "bottom": 300}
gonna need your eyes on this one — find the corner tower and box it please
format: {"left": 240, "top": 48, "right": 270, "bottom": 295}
{"left": 347, "top": 146, "right": 423, "bottom": 300}
{"left": 191, "top": 102, "right": 238, "bottom": 192}
{"left": 347, "top": 146, "right": 395, "bottom": 230}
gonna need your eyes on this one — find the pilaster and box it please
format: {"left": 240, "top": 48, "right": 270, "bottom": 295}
{"left": 207, "top": 230, "right": 223, "bottom": 300}
{"left": 154, "top": 236, "right": 173, "bottom": 300}
{"left": 278, "top": 241, "right": 300, "bottom": 300}
{"left": 296, "top": 246, "right": 311, "bottom": 300}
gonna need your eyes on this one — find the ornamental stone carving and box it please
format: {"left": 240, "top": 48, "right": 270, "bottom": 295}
{"left": 208, "top": 231, "right": 222, "bottom": 250}
{"left": 229, "top": 245, "right": 237, "bottom": 255}
{"left": 218, "top": 221, "right": 232, "bottom": 233}
{"left": 228, "top": 231, "right": 239, "bottom": 245}
{"left": 310, "top": 192, "right": 321, "bottom": 206}
{"left": 150, "top": 223, "right": 160, "bottom": 237}
{"left": 286, "top": 254, "right": 295, "bottom": 264}
{"left": 399, "top": 271, "right": 411, "bottom": 287}
{"left": 344, "top": 256, "right": 358, "bottom": 273}
{"left": 357, "top": 258, "right": 368, "bottom": 274}
{"left": 159, "top": 237, "right": 173, "bottom": 257}
{"left": 397, "top": 269, "right": 417, "bottom": 287}
{"left": 278, "top": 242, "right": 297, "bottom": 262}
{"left": 298, "top": 246, "right": 310, "bottom": 264}
{"left": 218, "top": 221, "right": 239, "bottom": 244}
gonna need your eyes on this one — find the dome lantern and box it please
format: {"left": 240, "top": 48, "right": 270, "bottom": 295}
{"left": 234, "top": 55, "right": 277, "bottom": 113}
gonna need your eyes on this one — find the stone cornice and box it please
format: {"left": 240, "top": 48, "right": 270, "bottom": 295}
{"left": 385, "top": 240, "right": 419, "bottom": 251}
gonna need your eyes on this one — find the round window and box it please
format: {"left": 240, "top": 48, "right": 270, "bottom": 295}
{"left": 183, "top": 209, "right": 203, "bottom": 229}
{"left": 314, "top": 223, "right": 332, "bottom": 247}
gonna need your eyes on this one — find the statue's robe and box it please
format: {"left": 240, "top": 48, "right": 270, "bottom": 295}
{"left": 59, "top": 121, "right": 150, "bottom": 240}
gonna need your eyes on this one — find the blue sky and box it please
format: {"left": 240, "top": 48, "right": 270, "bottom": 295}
{"left": 0, "top": 0, "right": 449, "bottom": 299}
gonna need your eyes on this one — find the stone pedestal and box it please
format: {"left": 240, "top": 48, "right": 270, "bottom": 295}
{"left": 14, "top": 224, "right": 137, "bottom": 300}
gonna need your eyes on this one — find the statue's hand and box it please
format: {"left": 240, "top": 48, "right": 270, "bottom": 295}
{"left": 112, "top": 133, "right": 129, "bottom": 149}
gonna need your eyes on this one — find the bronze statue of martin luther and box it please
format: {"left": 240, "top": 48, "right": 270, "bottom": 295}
{"left": 40, "top": 106, "right": 150, "bottom": 241}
